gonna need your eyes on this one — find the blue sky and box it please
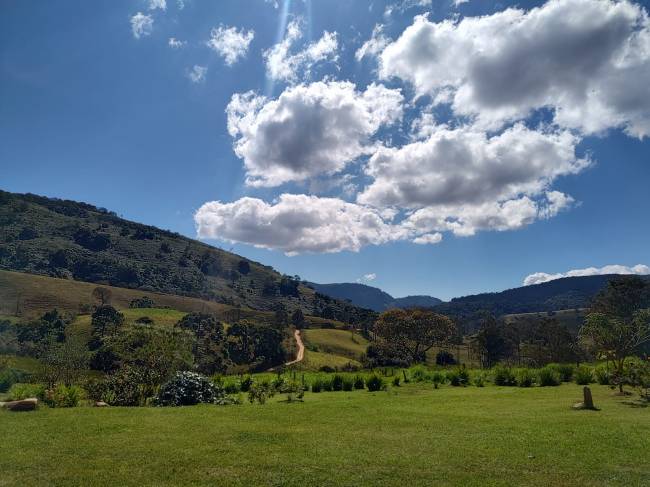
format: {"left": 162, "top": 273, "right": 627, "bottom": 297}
{"left": 2, "top": 0, "right": 650, "bottom": 300}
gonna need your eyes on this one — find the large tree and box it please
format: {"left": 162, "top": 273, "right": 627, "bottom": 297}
{"left": 580, "top": 277, "right": 650, "bottom": 393}
{"left": 373, "top": 308, "right": 456, "bottom": 364}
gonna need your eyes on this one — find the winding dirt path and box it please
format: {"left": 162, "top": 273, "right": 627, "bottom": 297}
{"left": 285, "top": 329, "right": 304, "bottom": 366}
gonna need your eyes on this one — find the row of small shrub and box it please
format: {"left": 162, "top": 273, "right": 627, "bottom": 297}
{"left": 7, "top": 383, "right": 85, "bottom": 407}
{"left": 311, "top": 374, "right": 385, "bottom": 392}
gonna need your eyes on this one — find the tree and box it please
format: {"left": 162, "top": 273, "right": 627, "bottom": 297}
{"left": 175, "top": 313, "right": 227, "bottom": 374}
{"left": 580, "top": 277, "right": 650, "bottom": 393}
{"left": 92, "top": 286, "right": 113, "bottom": 306}
{"left": 373, "top": 308, "right": 456, "bottom": 364}
{"left": 237, "top": 260, "right": 250, "bottom": 275}
{"left": 471, "top": 314, "right": 514, "bottom": 368}
{"left": 90, "top": 305, "right": 124, "bottom": 345}
{"left": 291, "top": 309, "right": 305, "bottom": 329}
{"left": 39, "top": 337, "right": 89, "bottom": 388}
{"left": 273, "top": 304, "right": 289, "bottom": 329}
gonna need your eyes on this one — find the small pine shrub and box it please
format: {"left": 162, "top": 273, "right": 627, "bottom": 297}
{"left": 366, "top": 374, "right": 385, "bottom": 392}
{"left": 431, "top": 371, "right": 445, "bottom": 389}
{"left": 392, "top": 376, "right": 401, "bottom": 387}
{"left": 595, "top": 365, "right": 611, "bottom": 385}
{"left": 574, "top": 365, "right": 594, "bottom": 385}
{"left": 516, "top": 368, "right": 535, "bottom": 387}
{"left": 353, "top": 375, "right": 365, "bottom": 389}
{"left": 538, "top": 366, "right": 561, "bottom": 387}
{"left": 331, "top": 374, "right": 344, "bottom": 391}
{"left": 311, "top": 379, "right": 323, "bottom": 393}
{"left": 492, "top": 366, "right": 516, "bottom": 386}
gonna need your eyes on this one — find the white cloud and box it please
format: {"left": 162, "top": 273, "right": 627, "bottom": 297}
{"left": 130, "top": 12, "right": 153, "bottom": 39}
{"left": 524, "top": 264, "right": 650, "bottom": 286}
{"left": 453, "top": 0, "right": 469, "bottom": 7}
{"left": 177, "top": 0, "right": 185, "bottom": 9}
{"left": 195, "top": 194, "right": 405, "bottom": 255}
{"left": 226, "top": 81, "right": 403, "bottom": 187}
{"left": 358, "top": 123, "right": 588, "bottom": 210}
{"left": 148, "top": 0, "right": 166, "bottom": 11}
{"left": 357, "top": 273, "right": 378, "bottom": 283}
{"left": 264, "top": 20, "right": 339, "bottom": 83}
{"left": 168, "top": 37, "right": 186, "bottom": 49}
{"left": 412, "top": 233, "right": 442, "bottom": 245}
{"left": 356, "top": 24, "right": 389, "bottom": 62}
{"left": 378, "top": 0, "right": 650, "bottom": 137}
{"left": 206, "top": 25, "right": 254, "bottom": 66}
{"left": 187, "top": 65, "right": 207, "bottom": 83}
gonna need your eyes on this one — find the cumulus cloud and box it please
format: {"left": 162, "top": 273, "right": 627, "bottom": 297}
{"left": 168, "top": 37, "right": 186, "bottom": 49}
{"left": 226, "top": 81, "right": 403, "bottom": 187}
{"left": 195, "top": 194, "right": 406, "bottom": 255}
{"left": 187, "top": 65, "right": 207, "bottom": 83}
{"left": 358, "top": 123, "right": 587, "bottom": 209}
{"left": 130, "top": 13, "right": 153, "bottom": 39}
{"left": 264, "top": 20, "right": 339, "bottom": 83}
{"left": 357, "top": 273, "right": 377, "bottom": 283}
{"left": 356, "top": 24, "right": 389, "bottom": 61}
{"left": 206, "top": 25, "right": 254, "bottom": 66}
{"left": 524, "top": 264, "right": 650, "bottom": 286}
{"left": 412, "top": 233, "right": 443, "bottom": 245}
{"left": 148, "top": 0, "right": 166, "bottom": 10}
{"left": 378, "top": 0, "right": 650, "bottom": 137}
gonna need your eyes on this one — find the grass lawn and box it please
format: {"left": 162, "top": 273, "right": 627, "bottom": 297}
{"left": 1, "top": 384, "right": 648, "bottom": 486}
{"left": 303, "top": 328, "right": 369, "bottom": 360}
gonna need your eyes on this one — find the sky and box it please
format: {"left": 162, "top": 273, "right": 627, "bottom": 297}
{"left": 2, "top": 0, "right": 650, "bottom": 301}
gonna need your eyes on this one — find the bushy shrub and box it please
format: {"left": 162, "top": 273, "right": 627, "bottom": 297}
{"left": 87, "top": 366, "right": 151, "bottom": 406}
{"left": 516, "top": 368, "right": 535, "bottom": 387}
{"left": 410, "top": 365, "right": 429, "bottom": 382}
{"left": 322, "top": 378, "right": 333, "bottom": 392}
{"left": 574, "top": 365, "right": 594, "bottom": 385}
{"left": 548, "top": 364, "right": 574, "bottom": 382}
{"left": 392, "top": 376, "right": 401, "bottom": 387}
{"left": 447, "top": 367, "right": 469, "bottom": 387}
{"left": 239, "top": 376, "right": 253, "bottom": 392}
{"left": 43, "top": 384, "right": 84, "bottom": 408}
{"left": 353, "top": 375, "right": 365, "bottom": 389}
{"left": 8, "top": 383, "right": 45, "bottom": 401}
{"left": 331, "top": 374, "right": 344, "bottom": 391}
{"left": 343, "top": 377, "right": 354, "bottom": 391}
{"left": 366, "top": 374, "right": 385, "bottom": 392}
{"left": 156, "top": 371, "right": 224, "bottom": 406}
{"left": 223, "top": 379, "right": 240, "bottom": 394}
{"left": 0, "top": 368, "right": 25, "bottom": 393}
{"left": 595, "top": 365, "right": 611, "bottom": 385}
{"left": 248, "top": 381, "right": 275, "bottom": 405}
{"left": 492, "top": 366, "right": 516, "bottom": 386}
{"left": 311, "top": 379, "right": 323, "bottom": 393}
{"left": 431, "top": 371, "right": 445, "bottom": 389}
{"left": 472, "top": 372, "right": 486, "bottom": 387}
{"left": 435, "top": 350, "right": 456, "bottom": 366}
{"left": 538, "top": 366, "right": 561, "bottom": 387}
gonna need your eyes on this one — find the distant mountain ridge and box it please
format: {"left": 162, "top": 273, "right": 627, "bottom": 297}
{"left": 307, "top": 282, "right": 442, "bottom": 312}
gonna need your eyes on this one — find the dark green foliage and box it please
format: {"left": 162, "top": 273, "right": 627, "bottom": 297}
{"left": 322, "top": 378, "right": 333, "bottom": 392}
{"left": 472, "top": 315, "right": 514, "bottom": 368}
{"left": 353, "top": 375, "right": 365, "bottom": 389}
{"left": 435, "top": 350, "right": 456, "bottom": 366}
{"left": 492, "top": 366, "right": 516, "bottom": 386}
{"left": 87, "top": 366, "right": 150, "bottom": 406}
{"left": 311, "top": 379, "right": 323, "bottom": 393}
{"left": 73, "top": 227, "right": 111, "bottom": 251}
{"left": 8, "top": 383, "right": 45, "bottom": 401}
{"left": 18, "top": 227, "right": 38, "bottom": 240}
{"left": 237, "top": 260, "right": 250, "bottom": 275}
{"left": 574, "top": 365, "right": 594, "bottom": 385}
{"left": 134, "top": 316, "right": 153, "bottom": 324}
{"left": 0, "top": 368, "right": 25, "bottom": 392}
{"left": 239, "top": 376, "right": 253, "bottom": 392}
{"left": 248, "top": 381, "right": 275, "bottom": 404}
{"left": 226, "top": 321, "right": 285, "bottom": 371}
{"left": 548, "top": 363, "right": 574, "bottom": 382}
{"left": 129, "top": 296, "right": 156, "bottom": 308}
{"left": 447, "top": 367, "right": 470, "bottom": 387}
{"left": 90, "top": 305, "right": 124, "bottom": 345}
{"left": 516, "top": 368, "right": 535, "bottom": 387}
{"left": 42, "top": 384, "right": 84, "bottom": 408}
{"left": 156, "top": 371, "right": 226, "bottom": 406}
{"left": 38, "top": 337, "right": 89, "bottom": 388}
{"left": 176, "top": 313, "right": 227, "bottom": 374}
{"left": 538, "top": 366, "right": 561, "bottom": 386}
{"left": 595, "top": 364, "right": 611, "bottom": 385}
{"left": 331, "top": 374, "right": 344, "bottom": 391}
{"left": 392, "top": 376, "right": 401, "bottom": 387}
{"left": 291, "top": 308, "right": 305, "bottom": 329}
{"left": 431, "top": 371, "right": 445, "bottom": 389}
{"left": 366, "top": 375, "right": 385, "bottom": 392}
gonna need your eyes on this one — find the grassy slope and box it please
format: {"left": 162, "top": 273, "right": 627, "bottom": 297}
{"left": 302, "top": 328, "right": 369, "bottom": 359}
{"left": 0, "top": 269, "right": 345, "bottom": 328}
{"left": 1, "top": 384, "right": 648, "bottom": 486}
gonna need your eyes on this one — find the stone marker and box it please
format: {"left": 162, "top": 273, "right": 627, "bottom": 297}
{"left": 582, "top": 386, "right": 594, "bottom": 409}
{"left": 2, "top": 398, "right": 38, "bottom": 412}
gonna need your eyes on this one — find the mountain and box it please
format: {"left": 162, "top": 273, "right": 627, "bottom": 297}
{"left": 0, "top": 190, "right": 374, "bottom": 325}
{"left": 307, "top": 282, "right": 442, "bottom": 312}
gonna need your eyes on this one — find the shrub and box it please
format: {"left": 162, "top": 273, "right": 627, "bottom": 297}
{"left": 8, "top": 383, "right": 45, "bottom": 401}
{"left": 548, "top": 364, "right": 574, "bottom": 382}
{"left": 43, "top": 384, "right": 84, "bottom": 408}
{"left": 343, "top": 377, "right": 354, "bottom": 391}
{"left": 223, "top": 379, "right": 240, "bottom": 394}
{"left": 322, "top": 378, "right": 333, "bottom": 392}
{"left": 410, "top": 365, "right": 429, "bottom": 382}
{"left": 331, "top": 374, "right": 344, "bottom": 391}
{"left": 538, "top": 366, "right": 561, "bottom": 387}
{"left": 574, "top": 365, "right": 594, "bottom": 385}
{"left": 88, "top": 366, "right": 153, "bottom": 406}
{"left": 473, "top": 372, "right": 486, "bottom": 387}
{"left": 0, "top": 368, "right": 25, "bottom": 393}
{"left": 447, "top": 367, "right": 469, "bottom": 387}
{"left": 492, "top": 366, "right": 516, "bottom": 386}
{"left": 392, "top": 376, "right": 401, "bottom": 387}
{"left": 516, "top": 368, "right": 535, "bottom": 387}
{"left": 353, "top": 375, "right": 365, "bottom": 389}
{"left": 311, "top": 379, "right": 323, "bottom": 393}
{"left": 435, "top": 350, "right": 456, "bottom": 366}
{"left": 431, "top": 371, "right": 445, "bottom": 389}
{"left": 156, "top": 371, "right": 224, "bottom": 406}
{"left": 595, "top": 364, "right": 611, "bottom": 385}
{"left": 239, "top": 376, "right": 253, "bottom": 392}
{"left": 248, "top": 381, "right": 275, "bottom": 405}
{"left": 366, "top": 374, "right": 385, "bottom": 392}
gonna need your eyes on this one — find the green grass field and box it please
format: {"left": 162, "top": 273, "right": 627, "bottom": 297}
{"left": 303, "top": 328, "right": 369, "bottom": 359}
{"left": 1, "top": 384, "right": 648, "bottom": 486}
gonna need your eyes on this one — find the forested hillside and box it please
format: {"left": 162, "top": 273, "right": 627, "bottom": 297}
{"left": 0, "top": 191, "right": 374, "bottom": 325}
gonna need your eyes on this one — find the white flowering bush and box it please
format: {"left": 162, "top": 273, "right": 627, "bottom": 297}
{"left": 156, "top": 371, "right": 227, "bottom": 406}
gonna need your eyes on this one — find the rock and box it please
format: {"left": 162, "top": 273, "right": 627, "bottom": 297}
{"left": 94, "top": 401, "right": 109, "bottom": 407}
{"left": 582, "top": 386, "right": 594, "bottom": 409}
{"left": 3, "top": 398, "right": 38, "bottom": 412}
